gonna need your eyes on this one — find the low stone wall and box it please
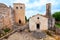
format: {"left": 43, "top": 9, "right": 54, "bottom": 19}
{"left": 50, "top": 26, "right": 60, "bottom": 35}
{"left": 48, "top": 26, "right": 60, "bottom": 35}
{"left": 55, "top": 27, "right": 60, "bottom": 35}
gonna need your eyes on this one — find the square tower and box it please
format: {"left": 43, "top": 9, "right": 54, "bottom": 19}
{"left": 46, "top": 3, "right": 51, "bottom": 18}
{"left": 13, "top": 3, "right": 25, "bottom": 25}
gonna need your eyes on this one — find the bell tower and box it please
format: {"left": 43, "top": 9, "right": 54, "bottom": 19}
{"left": 46, "top": 3, "right": 51, "bottom": 18}
{"left": 46, "top": 3, "right": 52, "bottom": 29}
{"left": 13, "top": 3, "right": 25, "bottom": 25}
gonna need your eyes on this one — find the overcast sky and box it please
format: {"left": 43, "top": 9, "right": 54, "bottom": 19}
{"left": 0, "top": 0, "right": 60, "bottom": 19}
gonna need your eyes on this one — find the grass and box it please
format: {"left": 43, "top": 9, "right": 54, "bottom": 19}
{"left": 55, "top": 23, "right": 60, "bottom": 28}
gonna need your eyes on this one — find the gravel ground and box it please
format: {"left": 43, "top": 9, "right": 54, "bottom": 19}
{"left": 7, "top": 31, "right": 56, "bottom": 40}
{"left": 7, "top": 32, "right": 43, "bottom": 40}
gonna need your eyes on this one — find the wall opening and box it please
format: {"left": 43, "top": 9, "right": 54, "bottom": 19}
{"left": 19, "top": 20, "right": 21, "bottom": 24}
{"left": 16, "top": 7, "right": 18, "bottom": 9}
{"left": 36, "top": 24, "right": 40, "bottom": 29}
{"left": 20, "top": 7, "right": 22, "bottom": 9}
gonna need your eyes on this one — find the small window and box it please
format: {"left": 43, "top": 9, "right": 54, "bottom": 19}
{"left": 37, "top": 17, "right": 39, "bottom": 19}
{"left": 20, "top": 7, "right": 22, "bottom": 9}
{"left": 16, "top": 7, "right": 18, "bottom": 9}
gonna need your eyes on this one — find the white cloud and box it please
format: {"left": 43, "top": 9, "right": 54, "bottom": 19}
{"left": 14, "top": 0, "right": 29, "bottom": 4}
{"left": 26, "top": 0, "right": 58, "bottom": 8}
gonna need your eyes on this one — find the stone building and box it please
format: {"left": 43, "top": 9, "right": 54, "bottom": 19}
{"left": 13, "top": 3, "right": 25, "bottom": 25}
{"left": 29, "top": 14, "right": 48, "bottom": 31}
{"left": 46, "top": 3, "right": 55, "bottom": 29}
{"left": 29, "top": 3, "right": 55, "bottom": 31}
{"left": 0, "top": 3, "right": 25, "bottom": 29}
{"left": 0, "top": 3, "right": 56, "bottom": 40}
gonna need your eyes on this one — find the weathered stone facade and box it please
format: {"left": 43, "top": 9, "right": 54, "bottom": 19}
{"left": 0, "top": 3, "right": 12, "bottom": 28}
{"left": 46, "top": 3, "right": 55, "bottom": 29}
{"left": 29, "top": 14, "right": 48, "bottom": 31}
{"left": 0, "top": 3, "right": 25, "bottom": 29}
{"left": 13, "top": 3, "right": 25, "bottom": 25}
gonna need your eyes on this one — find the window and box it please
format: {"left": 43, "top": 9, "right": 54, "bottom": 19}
{"left": 36, "top": 24, "right": 40, "bottom": 29}
{"left": 20, "top": 7, "right": 22, "bottom": 9}
{"left": 37, "top": 17, "right": 39, "bottom": 19}
{"left": 16, "top": 7, "right": 18, "bottom": 9}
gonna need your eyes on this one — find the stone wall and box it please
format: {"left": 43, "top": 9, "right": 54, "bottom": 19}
{"left": 13, "top": 3, "right": 25, "bottom": 25}
{"left": 0, "top": 3, "right": 12, "bottom": 29}
{"left": 29, "top": 14, "right": 48, "bottom": 31}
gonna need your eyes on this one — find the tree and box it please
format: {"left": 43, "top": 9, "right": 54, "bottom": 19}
{"left": 52, "top": 12, "right": 60, "bottom": 21}
{"left": 25, "top": 16, "right": 28, "bottom": 22}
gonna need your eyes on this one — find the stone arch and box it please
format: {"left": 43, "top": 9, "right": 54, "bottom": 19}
{"left": 36, "top": 22, "right": 40, "bottom": 30}
{"left": 36, "top": 24, "right": 40, "bottom": 29}
{"left": 19, "top": 20, "right": 21, "bottom": 24}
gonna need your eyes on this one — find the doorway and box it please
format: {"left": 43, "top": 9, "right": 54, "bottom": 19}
{"left": 36, "top": 24, "right": 40, "bottom": 29}
{"left": 19, "top": 20, "right": 21, "bottom": 24}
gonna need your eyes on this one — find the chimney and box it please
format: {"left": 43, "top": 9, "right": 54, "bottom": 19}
{"left": 46, "top": 3, "right": 51, "bottom": 18}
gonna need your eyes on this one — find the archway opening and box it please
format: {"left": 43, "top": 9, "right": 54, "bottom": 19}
{"left": 36, "top": 24, "right": 40, "bottom": 29}
{"left": 19, "top": 20, "right": 21, "bottom": 24}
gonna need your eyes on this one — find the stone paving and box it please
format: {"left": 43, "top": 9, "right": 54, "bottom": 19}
{"left": 32, "top": 31, "right": 47, "bottom": 39}
{"left": 7, "top": 31, "right": 56, "bottom": 40}
{"left": 7, "top": 31, "right": 45, "bottom": 40}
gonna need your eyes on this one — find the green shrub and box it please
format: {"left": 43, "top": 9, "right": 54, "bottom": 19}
{"left": 3, "top": 28, "right": 10, "bottom": 33}
{"left": 52, "top": 12, "right": 60, "bottom": 21}
{"left": 55, "top": 23, "right": 60, "bottom": 28}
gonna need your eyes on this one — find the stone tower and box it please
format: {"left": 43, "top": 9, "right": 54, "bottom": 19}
{"left": 46, "top": 3, "right": 52, "bottom": 29}
{"left": 13, "top": 3, "right": 25, "bottom": 25}
{"left": 46, "top": 3, "right": 51, "bottom": 18}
